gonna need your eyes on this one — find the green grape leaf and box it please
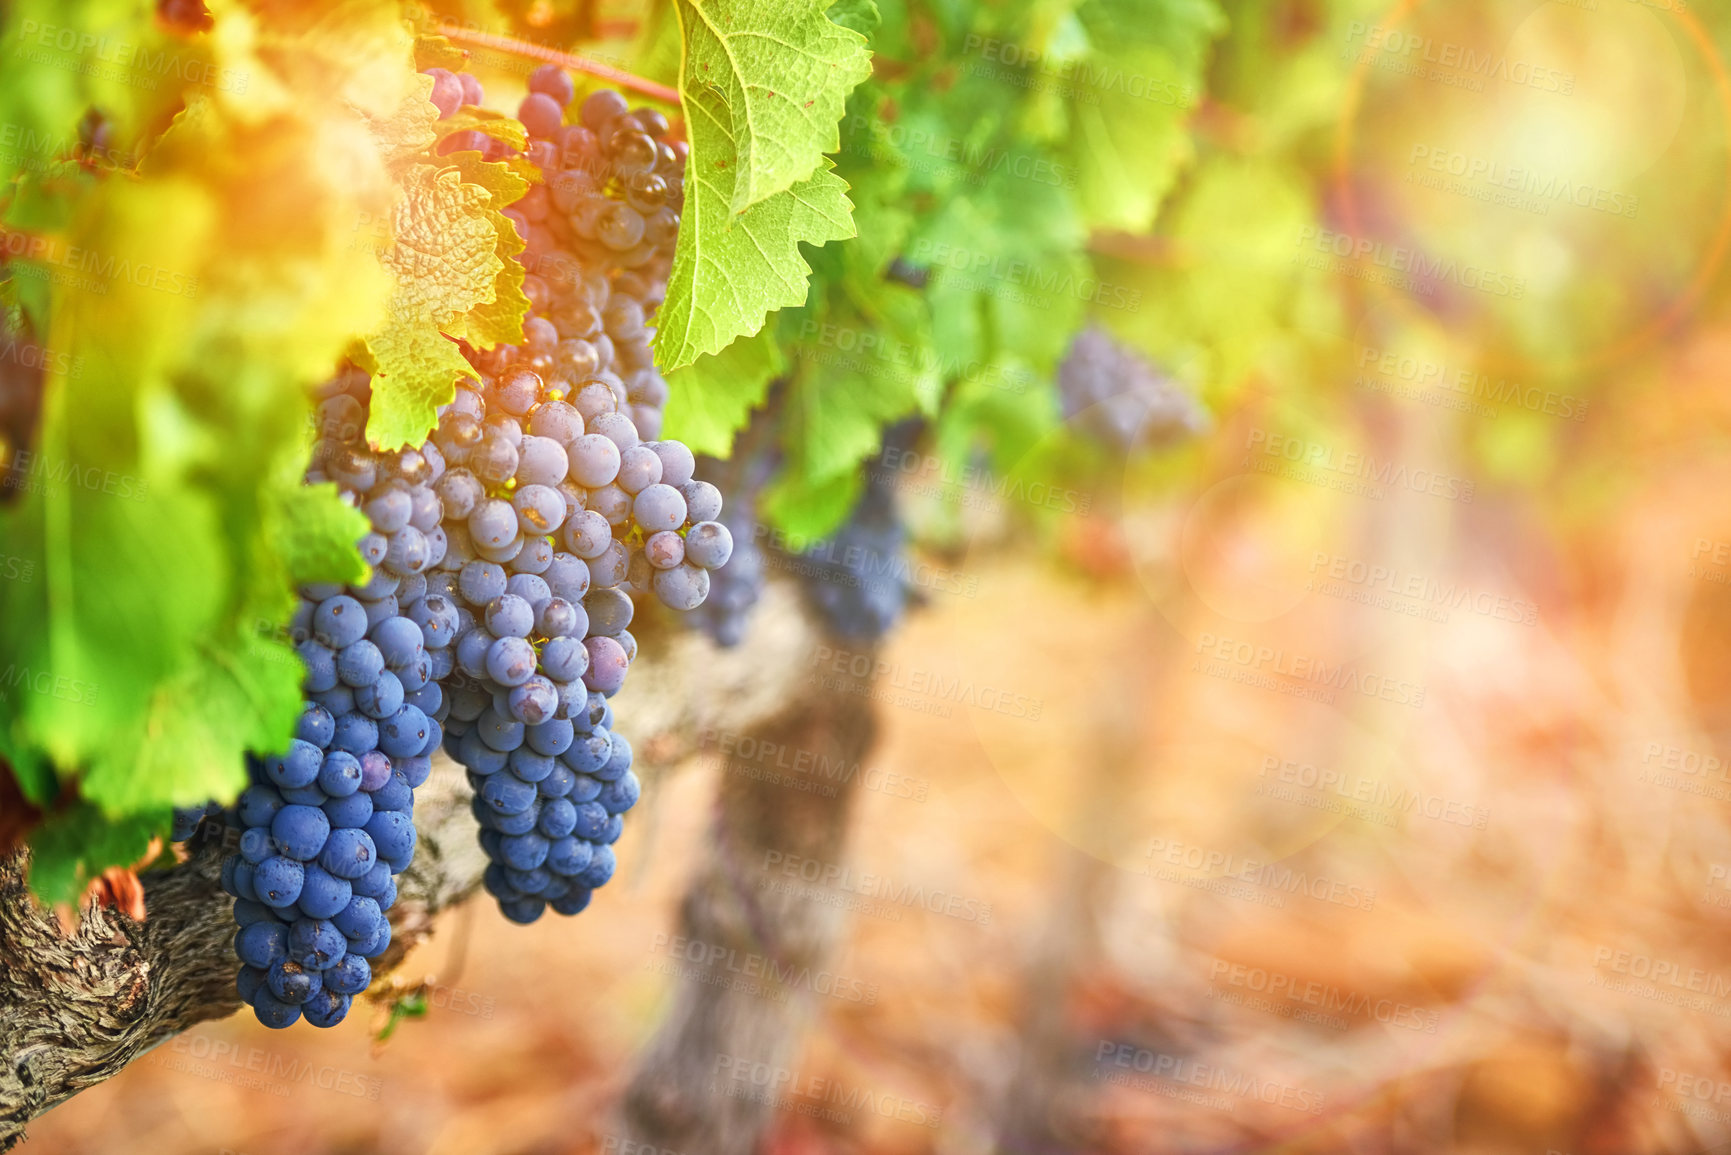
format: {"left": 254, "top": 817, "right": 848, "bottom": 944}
{"left": 25, "top": 803, "right": 165, "bottom": 907}
{"left": 654, "top": 162, "right": 857, "bottom": 371}
{"left": 653, "top": 0, "right": 873, "bottom": 372}
{"left": 825, "top": 0, "right": 882, "bottom": 38}
{"left": 1059, "top": 0, "right": 1225, "bottom": 232}
{"left": 273, "top": 482, "right": 371, "bottom": 587}
{"left": 360, "top": 161, "right": 509, "bottom": 448}
{"left": 674, "top": 0, "right": 872, "bottom": 213}
{"left": 760, "top": 466, "right": 860, "bottom": 543}
{"left": 663, "top": 328, "right": 787, "bottom": 456}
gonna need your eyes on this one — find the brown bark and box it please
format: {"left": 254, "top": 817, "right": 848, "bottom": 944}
{"left": 617, "top": 599, "right": 880, "bottom": 1155}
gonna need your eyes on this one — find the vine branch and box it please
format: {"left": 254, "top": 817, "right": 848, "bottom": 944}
{"left": 436, "top": 25, "right": 681, "bottom": 107}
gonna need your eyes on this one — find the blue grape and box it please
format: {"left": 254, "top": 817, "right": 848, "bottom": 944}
{"left": 561, "top": 731, "right": 611, "bottom": 775}
{"left": 684, "top": 522, "right": 733, "bottom": 569}
{"left": 539, "top": 636, "right": 588, "bottom": 683}
{"left": 482, "top": 773, "right": 537, "bottom": 815}
{"left": 239, "top": 827, "right": 273, "bottom": 864}
{"left": 576, "top": 844, "right": 616, "bottom": 888}
{"left": 364, "top": 810, "right": 416, "bottom": 863}
{"left": 238, "top": 785, "right": 283, "bottom": 828}
{"left": 323, "top": 789, "right": 374, "bottom": 829}
{"left": 313, "top": 595, "right": 368, "bottom": 649}
{"left": 251, "top": 989, "right": 302, "bottom": 1029}
{"left": 492, "top": 803, "right": 541, "bottom": 836}
{"left": 370, "top": 616, "right": 424, "bottom": 668}
{"left": 526, "top": 718, "right": 575, "bottom": 757}
{"left": 254, "top": 856, "right": 306, "bottom": 907}
{"left": 538, "top": 797, "right": 577, "bottom": 838}
{"left": 546, "top": 836, "right": 592, "bottom": 877}
{"left": 236, "top": 920, "right": 290, "bottom": 969}
{"left": 319, "top": 827, "right": 378, "bottom": 879}
{"left": 280, "top": 782, "right": 329, "bottom": 807}
{"left": 296, "top": 704, "right": 336, "bottom": 747}
{"left": 651, "top": 563, "right": 709, "bottom": 612}
{"left": 408, "top": 595, "right": 459, "bottom": 648}
{"left": 331, "top": 712, "right": 379, "bottom": 755}
{"left": 301, "top": 989, "right": 351, "bottom": 1029}
{"left": 267, "top": 959, "right": 322, "bottom": 1005}
{"left": 271, "top": 805, "right": 330, "bottom": 861}
{"left": 369, "top": 768, "right": 413, "bottom": 812}
{"left": 333, "top": 895, "right": 383, "bottom": 941}
{"left": 572, "top": 800, "right": 608, "bottom": 840}
{"left": 508, "top": 748, "right": 555, "bottom": 783}
{"left": 378, "top": 705, "right": 430, "bottom": 758}
{"left": 399, "top": 754, "right": 433, "bottom": 788}
{"left": 288, "top": 918, "right": 347, "bottom": 970}
{"left": 351, "top": 861, "right": 394, "bottom": 901}
{"left": 324, "top": 953, "right": 371, "bottom": 995}
{"left": 354, "top": 670, "right": 405, "bottom": 719}
{"left": 337, "top": 640, "right": 385, "bottom": 687}
{"left": 317, "top": 751, "right": 363, "bottom": 797}
{"left": 297, "top": 864, "right": 353, "bottom": 920}
{"left": 597, "top": 771, "right": 639, "bottom": 814}
{"left": 237, "top": 965, "right": 266, "bottom": 1004}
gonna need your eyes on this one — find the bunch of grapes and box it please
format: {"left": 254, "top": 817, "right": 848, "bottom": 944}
{"left": 220, "top": 369, "right": 450, "bottom": 1029}
{"left": 420, "top": 68, "right": 730, "bottom": 924}
{"left": 1057, "top": 325, "right": 1209, "bottom": 451}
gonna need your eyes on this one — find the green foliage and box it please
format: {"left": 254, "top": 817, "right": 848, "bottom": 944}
{"left": 652, "top": 0, "right": 873, "bottom": 369}
{"left": 0, "top": 0, "right": 429, "bottom": 902}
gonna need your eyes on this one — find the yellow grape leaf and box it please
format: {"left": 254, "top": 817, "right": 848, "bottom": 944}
{"left": 361, "top": 161, "right": 506, "bottom": 448}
